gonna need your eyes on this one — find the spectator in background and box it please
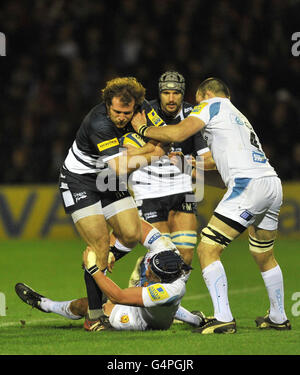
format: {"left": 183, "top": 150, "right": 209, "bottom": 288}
{"left": 0, "top": 0, "right": 299, "bottom": 183}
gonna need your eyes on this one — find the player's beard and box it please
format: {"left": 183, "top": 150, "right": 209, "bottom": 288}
{"left": 165, "top": 102, "right": 180, "bottom": 116}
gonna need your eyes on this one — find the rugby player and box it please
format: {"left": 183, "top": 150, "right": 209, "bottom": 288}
{"left": 109, "top": 72, "right": 218, "bottom": 286}
{"left": 59, "top": 77, "right": 168, "bottom": 330}
{"left": 131, "top": 71, "right": 215, "bottom": 267}
{"left": 131, "top": 77, "right": 291, "bottom": 334}
{"left": 15, "top": 249, "right": 205, "bottom": 331}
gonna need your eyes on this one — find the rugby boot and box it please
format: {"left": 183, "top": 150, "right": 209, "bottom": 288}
{"left": 190, "top": 310, "right": 206, "bottom": 327}
{"left": 192, "top": 317, "right": 236, "bottom": 334}
{"left": 84, "top": 314, "right": 113, "bottom": 331}
{"left": 255, "top": 313, "right": 291, "bottom": 330}
{"left": 15, "top": 283, "right": 49, "bottom": 313}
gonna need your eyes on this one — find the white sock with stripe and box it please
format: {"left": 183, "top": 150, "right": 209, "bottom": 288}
{"left": 261, "top": 265, "right": 288, "bottom": 324}
{"left": 40, "top": 298, "right": 82, "bottom": 320}
{"left": 202, "top": 260, "right": 233, "bottom": 322}
{"left": 174, "top": 305, "right": 202, "bottom": 326}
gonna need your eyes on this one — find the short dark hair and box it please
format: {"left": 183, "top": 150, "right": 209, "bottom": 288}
{"left": 197, "top": 77, "right": 230, "bottom": 98}
{"left": 102, "top": 77, "right": 146, "bottom": 109}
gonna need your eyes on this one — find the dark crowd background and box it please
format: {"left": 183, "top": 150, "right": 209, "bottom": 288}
{"left": 0, "top": 0, "right": 299, "bottom": 184}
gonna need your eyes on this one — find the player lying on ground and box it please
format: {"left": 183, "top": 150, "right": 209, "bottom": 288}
{"left": 15, "top": 248, "right": 205, "bottom": 331}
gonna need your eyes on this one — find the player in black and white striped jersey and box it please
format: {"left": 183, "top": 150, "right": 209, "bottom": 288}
{"left": 58, "top": 77, "right": 168, "bottom": 330}
{"left": 129, "top": 72, "right": 215, "bottom": 269}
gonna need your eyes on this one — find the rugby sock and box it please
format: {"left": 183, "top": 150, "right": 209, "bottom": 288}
{"left": 111, "top": 239, "right": 133, "bottom": 260}
{"left": 40, "top": 298, "right": 82, "bottom": 320}
{"left": 261, "top": 265, "right": 288, "bottom": 324}
{"left": 202, "top": 260, "right": 234, "bottom": 322}
{"left": 84, "top": 269, "right": 103, "bottom": 320}
{"left": 174, "top": 305, "right": 202, "bottom": 326}
{"left": 143, "top": 228, "right": 176, "bottom": 253}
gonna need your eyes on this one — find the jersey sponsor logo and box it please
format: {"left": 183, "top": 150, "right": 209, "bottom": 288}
{"left": 252, "top": 151, "right": 266, "bottom": 163}
{"left": 120, "top": 314, "right": 130, "bottom": 324}
{"left": 97, "top": 138, "right": 119, "bottom": 152}
{"left": 190, "top": 102, "right": 208, "bottom": 115}
{"left": 147, "top": 284, "right": 169, "bottom": 301}
{"left": 147, "top": 110, "right": 164, "bottom": 127}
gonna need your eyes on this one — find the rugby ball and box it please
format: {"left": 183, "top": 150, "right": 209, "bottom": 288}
{"left": 119, "top": 132, "right": 146, "bottom": 148}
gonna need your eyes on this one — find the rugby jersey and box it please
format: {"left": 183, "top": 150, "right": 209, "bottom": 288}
{"left": 131, "top": 100, "right": 209, "bottom": 200}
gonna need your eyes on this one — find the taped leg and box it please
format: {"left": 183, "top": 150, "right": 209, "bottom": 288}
{"left": 171, "top": 230, "right": 197, "bottom": 265}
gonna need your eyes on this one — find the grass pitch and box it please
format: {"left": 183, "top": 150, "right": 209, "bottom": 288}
{"left": 0, "top": 238, "right": 299, "bottom": 357}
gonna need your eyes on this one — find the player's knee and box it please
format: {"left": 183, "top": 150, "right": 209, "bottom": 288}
{"left": 118, "top": 228, "right": 141, "bottom": 248}
{"left": 197, "top": 241, "right": 222, "bottom": 260}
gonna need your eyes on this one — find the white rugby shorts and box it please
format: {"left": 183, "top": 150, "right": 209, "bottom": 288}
{"left": 214, "top": 176, "right": 282, "bottom": 230}
{"left": 109, "top": 304, "right": 147, "bottom": 331}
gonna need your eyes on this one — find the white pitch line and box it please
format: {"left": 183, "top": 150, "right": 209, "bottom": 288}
{"left": 0, "top": 317, "right": 71, "bottom": 328}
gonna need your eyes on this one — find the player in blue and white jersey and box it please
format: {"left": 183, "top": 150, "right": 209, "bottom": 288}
{"left": 131, "top": 77, "right": 291, "bottom": 334}
{"left": 15, "top": 249, "right": 205, "bottom": 331}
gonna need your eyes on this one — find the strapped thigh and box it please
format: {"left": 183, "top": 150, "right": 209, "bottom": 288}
{"left": 201, "top": 225, "right": 234, "bottom": 248}
{"left": 171, "top": 230, "right": 197, "bottom": 250}
{"left": 71, "top": 201, "right": 103, "bottom": 223}
{"left": 249, "top": 235, "right": 275, "bottom": 253}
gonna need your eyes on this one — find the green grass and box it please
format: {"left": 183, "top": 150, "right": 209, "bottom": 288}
{"left": 0, "top": 239, "right": 299, "bottom": 356}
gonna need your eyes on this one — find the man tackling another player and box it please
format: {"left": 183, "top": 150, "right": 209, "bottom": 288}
{"left": 131, "top": 77, "right": 291, "bottom": 334}
{"left": 58, "top": 76, "right": 168, "bottom": 329}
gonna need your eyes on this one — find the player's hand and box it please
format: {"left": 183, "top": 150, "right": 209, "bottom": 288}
{"left": 152, "top": 142, "right": 168, "bottom": 157}
{"left": 168, "top": 151, "right": 184, "bottom": 167}
{"left": 107, "top": 251, "right": 116, "bottom": 273}
{"left": 168, "top": 152, "right": 195, "bottom": 172}
{"left": 83, "top": 246, "right": 99, "bottom": 275}
{"left": 83, "top": 246, "right": 96, "bottom": 268}
{"left": 131, "top": 110, "right": 147, "bottom": 132}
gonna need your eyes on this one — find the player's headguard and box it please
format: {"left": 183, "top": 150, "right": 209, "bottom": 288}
{"left": 149, "top": 250, "right": 192, "bottom": 283}
{"left": 158, "top": 71, "right": 185, "bottom": 95}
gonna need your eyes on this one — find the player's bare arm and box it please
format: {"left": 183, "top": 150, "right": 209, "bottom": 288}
{"left": 132, "top": 111, "right": 205, "bottom": 143}
{"left": 83, "top": 247, "right": 144, "bottom": 307}
{"left": 108, "top": 142, "right": 167, "bottom": 175}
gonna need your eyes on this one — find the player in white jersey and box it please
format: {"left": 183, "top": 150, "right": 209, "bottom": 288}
{"left": 131, "top": 77, "right": 291, "bottom": 334}
{"left": 15, "top": 249, "right": 205, "bottom": 331}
